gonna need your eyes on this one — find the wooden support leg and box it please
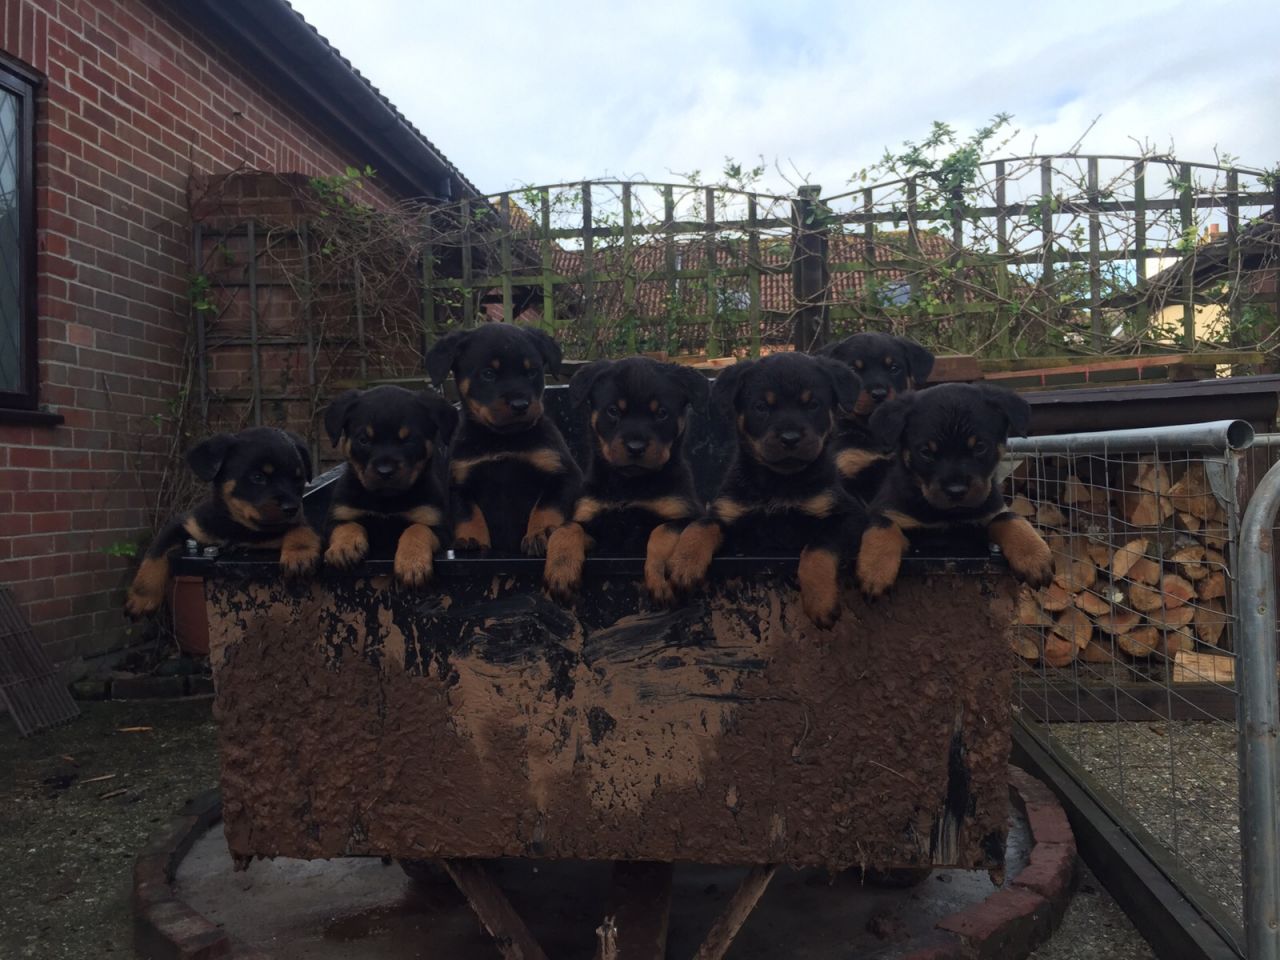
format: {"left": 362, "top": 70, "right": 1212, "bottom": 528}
{"left": 595, "top": 860, "right": 674, "bottom": 960}
{"left": 441, "top": 858, "right": 550, "bottom": 960}
{"left": 690, "top": 864, "right": 777, "bottom": 960}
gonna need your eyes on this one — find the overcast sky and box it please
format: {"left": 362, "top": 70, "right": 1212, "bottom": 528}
{"left": 289, "top": 0, "right": 1278, "bottom": 196}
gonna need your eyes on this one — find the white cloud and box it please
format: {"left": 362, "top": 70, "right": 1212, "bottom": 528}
{"left": 289, "top": 0, "right": 1279, "bottom": 195}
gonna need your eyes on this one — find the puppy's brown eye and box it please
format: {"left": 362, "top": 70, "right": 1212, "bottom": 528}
{"left": 888, "top": 363, "right": 902, "bottom": 374}
{"left": 355, "top": 434, "right": 371, "bottom": 448}
{"left": 752, "top": 400, "right": 769, "bottom": 414}
{"left": 804, "top": 397, "right": 820, "bottom": 411}
{"left": 480, "top": 368, "right": 497, "bottom": 382}
{"left": 654, "top": 406, "right": 669, "bottom": 421}
{"left": 917, "top": 447, "right": 935, "bottom": 462}
{"left": 972, "top": 441, "right": 988, "bottom": 455}
{"left": 249, "top": 471, "right": 267, "bottom": 485}
{"left": 606, "top": 404, "right": 621, "bottom": 420}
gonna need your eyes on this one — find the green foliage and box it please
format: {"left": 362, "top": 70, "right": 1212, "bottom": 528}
{"left": 102, "top": 540, "right": 140, "bottom": 559}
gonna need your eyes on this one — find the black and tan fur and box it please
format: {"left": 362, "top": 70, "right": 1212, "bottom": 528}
{"left": 425, "top": 323, "right": 582, "bottom": 556}
{"left": 819, "top": 332, "right": 935, "bottom": 504}
{"left": 543, "top": 357, "right": 709, "bottom": 605}
{"left": 124, "top": 428, "right": 319, "bottom": 618}
{"left": 666, "top": 353, "right": 865, "bottom": 629}
{"left": 855, "top": 382, "right": 1053, "bottom": 598}
{"left": 322, "top": 385, "right": 457, "bottom": 587}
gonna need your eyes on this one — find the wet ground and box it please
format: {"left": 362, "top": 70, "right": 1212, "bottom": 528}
{"left": 0, "top": 699, "right": 1157, "bottom": 959}
{"left": 178, "top": 822, "right": 1024, "bottom": 959}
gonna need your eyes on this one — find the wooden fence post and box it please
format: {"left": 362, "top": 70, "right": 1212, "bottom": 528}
{"left": 791, "top": 184, "right": 829, "bottom": 351}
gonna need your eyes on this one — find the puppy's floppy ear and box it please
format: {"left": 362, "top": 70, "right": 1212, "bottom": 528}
{"left": 284, "top": 430, "right": 313, "bottom": 481}
{"left": 187, "top": 433, "right": 236, "bottom": 482}
{"left": 978, "top": 384, "right": 1032, "bottom": 438}
{"left": 711, "top": 360, "right": 754, "bottom": 416}
{"left": 522, "top": 326, "right": 563, "bottom": 375}
{"left": 425, "top": 330, "right": 470, "bottom": 388}
{"left": 414, "top": 391, "right": 459, "bottom": 446}
{"left": 568, "top": 360, "right": 611, "bottom": 409}
{"left": 896, "top": 336, "right": 936, "bottom": 387}
{"left": 323, "top": 389, "right": 362, "bottom": 447}
{"left": 815, "top": 335, "right": 852, "bottom": 363}
{"left": 868, "top": 394, "right": 914, "bottom": 449}
{"left": 816, "top": 357, "right": 862, "bottom": 414}
{"left": 670, "top": 363, "right": 711, "bottom": 412}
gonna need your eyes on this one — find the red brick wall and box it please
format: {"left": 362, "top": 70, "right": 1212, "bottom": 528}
{"left": 0, "top": 0, "right": 407, "bottom": 666}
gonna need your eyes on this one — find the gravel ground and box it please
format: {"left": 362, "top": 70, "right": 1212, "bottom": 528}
{"left": 0, "top": 701, "right": 1164, "bottom": 959}
{"left": 1029, "top": 864, "right": 1155, "bottom": 960}
{"left": 1048, "top": 720, "right": 1243, "bottom": 920}
{"left": 0, "top": 700, "right": 219, "bottom": 959}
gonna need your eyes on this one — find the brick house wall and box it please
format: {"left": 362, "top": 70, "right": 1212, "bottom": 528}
{"left": 0, "top": 0, "right": 438, "bottom": 668}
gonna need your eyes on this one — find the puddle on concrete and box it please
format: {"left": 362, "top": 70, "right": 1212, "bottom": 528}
{"left": 177, "top": 813, "right": 1033, "bottom": 959}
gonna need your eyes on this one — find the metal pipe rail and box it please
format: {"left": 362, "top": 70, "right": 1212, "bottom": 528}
{"left": 1237, "top": 460, "right": 1280, "bottom": 960}
{"left": 1007, "top": 419, "right": 1255, "bottom": 456}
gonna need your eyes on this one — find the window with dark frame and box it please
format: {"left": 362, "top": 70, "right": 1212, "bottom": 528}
{"left": 0, "top": 58, "right": 36, "bottom": 411}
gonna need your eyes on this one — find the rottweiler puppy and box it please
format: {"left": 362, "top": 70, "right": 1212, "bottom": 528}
{"left": 425, "top": 323, "right": 582, "bottom": 555}
{"left": 543, "top": 357, "right": 709, "bottom": 605}
{"left": 666, "top": 353, "right": 864, "bottom": 629}
{"left": 819, "top": 332, "right": 935, "bottom": 503}
{"left": 322, "top": 385, "right": 458, "bottom": 586}
{"left": 124, "top": 428, "right": 320, "bottom": 618}
{"left": 855, "top": 382, "right": 1054, "bottom": 598}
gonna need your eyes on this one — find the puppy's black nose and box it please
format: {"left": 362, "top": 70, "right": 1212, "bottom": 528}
{"left": 508, "top": 397, "right": 531, "bottom": 413}
{"left": 869, "top": 387, "right": 889, "bottom": 402}
{"left": 944, "top": 482, "right": 969, "bottom": 500}
{"left": 375, "top": 462, "right": 397, "bottom": 478}
{"left": 778, "top": 429, "right": 803, "bottom": 449}
{"left": 625, "top": 439, "right": 648, "bottom": 458}
{"left": 280, "top": 502, "right": 299, "bottom": 518}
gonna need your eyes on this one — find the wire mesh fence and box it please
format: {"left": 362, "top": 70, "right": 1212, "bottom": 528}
{"left": 1004, "top": 421, "right": 1255, "bottom": 950}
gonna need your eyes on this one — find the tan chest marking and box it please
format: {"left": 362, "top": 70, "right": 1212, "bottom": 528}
{"left": 451, "top": 448, "right": 563, "bottom": 485}
{"left": 835, "top": 447, "right": 891, "bottom": 478}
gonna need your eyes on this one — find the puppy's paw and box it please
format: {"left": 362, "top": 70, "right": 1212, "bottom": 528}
{"left": 124, "top": 586, "right": 163, "bottom": 620}
{"left": 990, "top": 516, "right": 1054, "bottom": 588}
{"left": 521, "top": 529, "right": 552, "bottom": 557}
{"left": 543, "top": 524, "right": 586, "bottom": 604}
{"left": 325, "top": 523, "right": 368, "bottom": 569}
{"left": 394, "top": 548, "right": 433, "bottom": 588}
{"left": 798, "top": 547, "right": 841, "bottom": 630}
{"left": 280, "top": 526, "right": 321, "bottom": 578}
{"left": 855, "top": 521, "right": 906, "bottom": 599}
{"left": 124, "top": 557, "right": 169, "bottom": 619}
{"left": 667, "top": 542, "right": 714, "bottom": 592}
{"left": 644, "top": 567, "right": 677, "bottom": 607}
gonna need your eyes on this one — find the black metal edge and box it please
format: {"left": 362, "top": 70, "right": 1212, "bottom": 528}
{"left": 174, "top": 548, "right": 1005, "bottom": 580}
{"left": 1012, "top": 723, "right": 1244, "bottom": 960}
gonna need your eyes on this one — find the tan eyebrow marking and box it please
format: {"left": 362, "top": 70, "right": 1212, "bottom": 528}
{"left": 491, "top": 358, "right": 501, "bottom": 369}
{"left": 800, "top": 389, "right": 812, "bottom": 403}
{"left": 399, "top": 426, "right": 410, "bottom": 439}
{"left": 262, "top": 462, "right": 274, "bottom": 474}
{"left": 765, "top": 390, "right": 776, "bottom": 405}
{"left": 364, "top": 425, "right": 375, "bottom": 438}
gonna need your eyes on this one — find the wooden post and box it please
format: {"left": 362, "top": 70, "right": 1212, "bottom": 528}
{"left": 500, "top": 192, "right": 514, "bottom": 325}
{"left": 420, "top": 210, "right": 436, "bottom": 348}
{"left": 791, "top": 184, "right": 828, "bottom": 351}
{"left": 1133, "top": 160, "right": 1149, "bottom": 334}
{"left": 246, "top": 219, "right": 263, "bottom": 425}
{"left": 704, "top": 186, "right": 719, "bottom": 358}
{"left": 1039, "top": 158, "right": 1055, "bottom": 328}
{"left": 461, "top": 197, "right": 475, "bottom": 327}
{"left": 663, "top": 184, "right": 678, "bottom": 321}
{"left": 540, "top": 190, "right": 555, "bottom": 331}
{"left": 582, "top": 182, "right": 596, "bottom": 355}
{"left": 441, "top": 859, "right": 550, "bottom": 960}
{"left": 1088, "top": 157, "right": 1102, "bottom": 349}
{"left": 690, "top": 864, "right": 777, "bottom": 960}
{"left": 1180, "top": 162, "right": 1195, "bottom": 349}
{"left": 747, "top": 194, "right": 761, "bottom": 358}
{"left": 622, "top": 182, "right": 636, "bottom": 353}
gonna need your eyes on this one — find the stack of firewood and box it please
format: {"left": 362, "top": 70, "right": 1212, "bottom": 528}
{"left": 1005, "top": 455, "right": 1232, "bottom": 670}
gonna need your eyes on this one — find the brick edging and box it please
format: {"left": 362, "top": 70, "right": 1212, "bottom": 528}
{"left": 135, "top": 767, "right": 1076, "bottom": 960}
{"left": 905, "top": 765, "right": 1079, "bottom": 960}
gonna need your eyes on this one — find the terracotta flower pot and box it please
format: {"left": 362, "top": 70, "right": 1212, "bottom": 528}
{"left": 170, "top": 575, "right": 210, "bottom": 657}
